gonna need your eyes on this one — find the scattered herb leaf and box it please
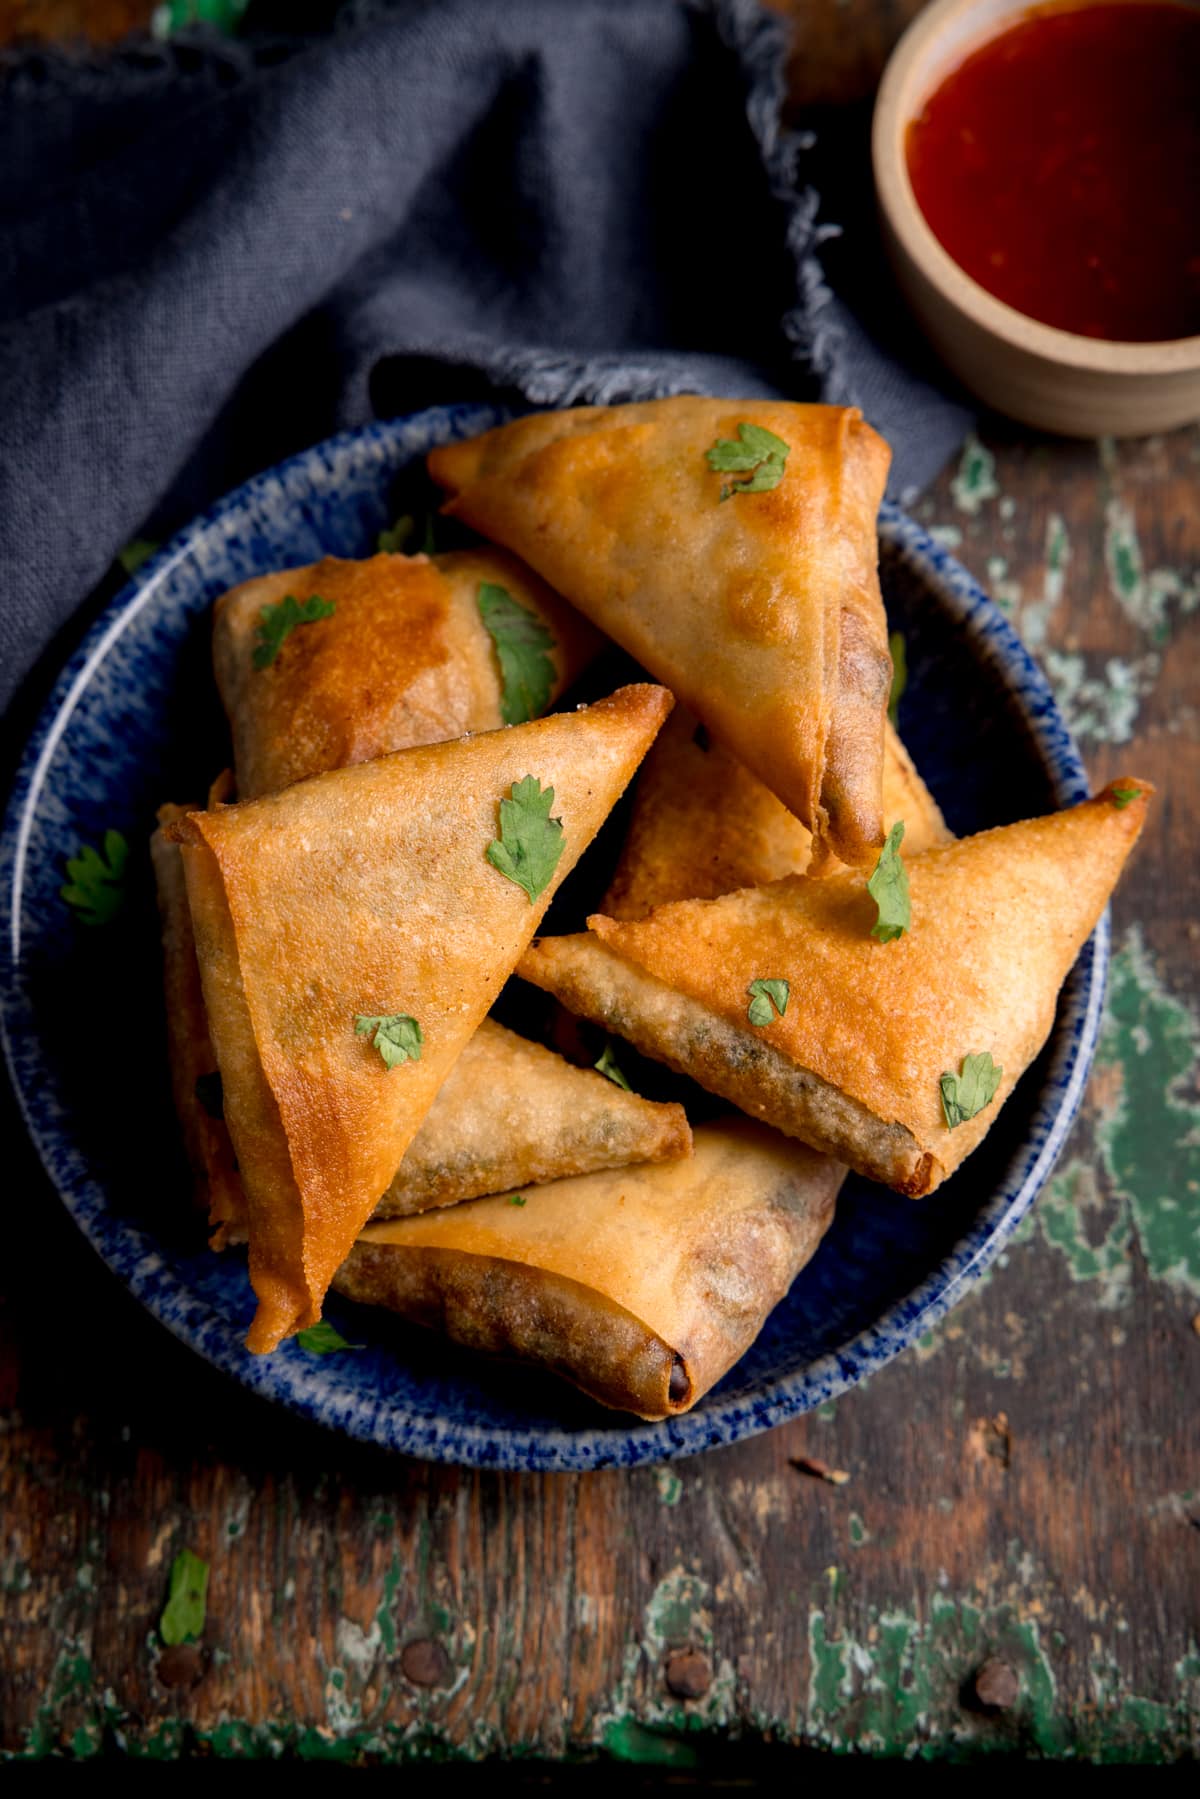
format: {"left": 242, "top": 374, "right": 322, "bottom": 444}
{"left": 477, "top": 582, "right": 558, "bottom": 725}
{"left": 117, "top": 538, "right": 159, "bottom": 577}
{"left": 377, "top": 512, "right": 437, "bottom": 555}
{"left": 867, "top": 821, "right": 911, "bottom": 943}
{"left": 296, "top": 1321, "right": 363, "bottom": 1355}
{"left": 194, "top": 1071, "right": 224, "bottom": 1120}
{"left": 888, "top": 631, "right": 907, "bottom": 726}
{"left": 1110, "top": 785, "right": 1141, "bottom": 809}
{"left": 61, "top": 829, "right": 129, "bottom": 926}
{"left": 160, "top": 1549, "right": 209, "bottom": 1647}
{"left": 705, "top": 422, "right": 790, "bottom": 502}
{"left": 507, "top": 1194, "right": 528, "bottom": 1207}
{"left": 940, "top": 1051, "right": 1003, "bottom": 1130}
{"left": 354, "top": 1013, "right": 424, "bottom": 1070}
{"left": 252, "top": 593, "right": 335, "bottom": 669}
{"left": 594, "top": 1042, "right": 632, "bottom": 1091}
{"left": 747, "top": 977, "right": 790, "bottom": 1027}
{"left": 486, "top": 774, "right": 565, "bottom": 904}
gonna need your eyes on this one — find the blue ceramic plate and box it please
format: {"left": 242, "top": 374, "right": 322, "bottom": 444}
{"left": 0, "top": 405, "right": 1104, "bottom": 1471}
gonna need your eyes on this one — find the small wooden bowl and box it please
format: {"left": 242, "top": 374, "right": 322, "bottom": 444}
{"left": 872, "top": 0, "right": 1200, "bottom": 437}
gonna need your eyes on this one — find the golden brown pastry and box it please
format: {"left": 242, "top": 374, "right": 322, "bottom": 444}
{"left": 213, "top": 548, "right": 599, "bottom": 799}
{"left": 169, "top": 683, "right": 673, "bottom": 1352}
{"left": 602, "top": 708, "right": 951, "bottom": 920}
{"left": 148, "top": 849, "right": 691, "bottom": 1245}
{"left": 428, "top": 398, "right": 893, "bottom": 866}
{"left": 335, "top": 1119, "right": 843, "bottom": 1420}
{"left": 518, "top": 781, "right": 1152, "bottom": 1196}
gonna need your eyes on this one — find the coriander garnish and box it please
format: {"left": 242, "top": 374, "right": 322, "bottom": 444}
{"left": 594, "top": 1041, "right": 632, "bottom": 1090}
{"left": 866, "top": 821, "right": 911, "bottom": 944}
{"left": 486, "top": 775, "right": 565, "bottom": 904}
{"left": 747, "top": 978, "right": 789, "bottom": 1027}
{"left": 1110, "top": 785, "right": 1140, "bottom": 809}
{"left": 507, "top": 1194, "right": 528, "bottom": 1207}
{"left": 355, "top": 1013, "right": 423, "bottom": 1070}
{"left": 296, "top": 1321, "right": 362, "bottom": 1354}
{"left": 252, "top": 593, "right": 335, "bottom": 669}
{"left": 477, "top": 582, "right": 558, "bottom": 725}
{"left": 61, "top": 829, "right": 128, "bottom": 926}
{"left": 705, "top": 422, "right": 790, "bottom": 502}
{"left": 940, "top": 1052, "right": 1003, "bottom": 1130}
{"left": 160, "top": 1549, "right": 209, "bottom": 1647}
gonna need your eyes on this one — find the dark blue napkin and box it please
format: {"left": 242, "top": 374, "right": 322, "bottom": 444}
{"left": 0, "top": 0, "right": 969, "bottom": 726}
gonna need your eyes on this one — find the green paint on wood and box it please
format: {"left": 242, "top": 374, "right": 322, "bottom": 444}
{"left": 1033, "top": 929, "right": 1200, "bottom": 1301}
{"left": 654, "top": 1469, "right": 683, "bottom": 1507}
{"left": 375, "top": 1555, "right": 403, "bottom": 1656}
{"left": 1040, "top": 649, "right": 1159, "bottom": 745}
{"left": 848, "top": 1513, "right": 869, "bottom": 1548}
{"left": 951, "top": 437, "right": 1001, "bottom": 516}
{"left": 601, "top": 1718, "right": 699, "bottom": 1766}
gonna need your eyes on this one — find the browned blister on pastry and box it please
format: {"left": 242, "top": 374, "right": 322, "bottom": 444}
{"left": 428, "top": 398, "right": 892, "bottom": 865}
{"left": 519, "top": 781, "right": 1152, "bottom": 1196}
{"left": 213, "top": 548, "right": 599, "bottom": 800}
{"left": 602, "top": 708, "right": 951, "bottom": 920}
{"left": 335, "top": 1120, "right": 843, "bottom": 1420}
{"left": 169, "top": 684, "right": 673, "bottom": 1353}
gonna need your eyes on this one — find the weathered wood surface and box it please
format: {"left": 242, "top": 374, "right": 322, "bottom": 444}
{"left": 2, "top": 1, "right": 1198, "bottom": 1768}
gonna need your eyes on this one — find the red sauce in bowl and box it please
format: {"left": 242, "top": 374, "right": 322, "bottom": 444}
{"left": 905, "top": 2, "right": 1200, "bottom": 342}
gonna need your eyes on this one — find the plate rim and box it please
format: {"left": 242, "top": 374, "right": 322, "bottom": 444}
{"left": 0, "top": 407, "right": 1106, "bottom": 1471}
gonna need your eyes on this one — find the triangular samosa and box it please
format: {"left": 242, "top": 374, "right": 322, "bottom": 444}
{"left": 169, "top": 683, "right": 672, "bottom": 1351}
{"left": 214, "top": 548, "right": 599, "bottom": 800}
{"left": 334, "top": 1119, "right": 843, "bottom": 1420}
{"left": 429, "top": 398, "right": 892, "bottom": 865}
{"left": 603, "top": 707, "right": 951, "bottom": 919}
{"left": 149, "top": 823, "right": 690, "bottom": 1238}
{"left": 519, "top": 781, "right": 1152, "bottom": 1196}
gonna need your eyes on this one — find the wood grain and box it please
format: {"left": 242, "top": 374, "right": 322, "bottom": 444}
{"left": 2, "top": 0, "right": 1198, "bottom": 1768}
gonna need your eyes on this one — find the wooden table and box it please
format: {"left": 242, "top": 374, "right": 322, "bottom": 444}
{"left": 2, "top": 1, "right": 1197, "bottom": 1768}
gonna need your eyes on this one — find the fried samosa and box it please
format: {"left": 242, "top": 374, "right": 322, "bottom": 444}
{"left": 151, "top": 822, "right": 690, "bottom": 1238}
{"left": 602, "top": 708, "right": 951, "bottom": 919}
{"left": 428, "top": 398, "right": 892, "bottom": 866}
{"left": 169, "top": 683, "right": 672, "bottom": 1351}
{"left": 214, "top": 548, "right": 599, "bottom": 800}
{"left": 519, "top": 781, "right": 1152, "bottom": 1197}
{"left": 334, "top": 1119, "right": 843, "bottom": 1420}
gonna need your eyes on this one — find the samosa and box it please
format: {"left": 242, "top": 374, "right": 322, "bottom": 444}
{"left": 335, "top": 1119, "right": 843, "bottom": 1420}
{"left": 603, "top": 707, "right": 951, "bottom": 919}
{"left": 428, "top": 398, "right": 892, "bottom": 866}
{"left": 214, "top": 548, "right": 599, "bottom": 799}
{"left": 519, "top": 781, "right": 1152, "bottom": 1197}
{"left": 149, "top": 826, "right": 690, "bottom": 1241}
{"left": 169, "top": 683, "right": 672, "bottom": 1351}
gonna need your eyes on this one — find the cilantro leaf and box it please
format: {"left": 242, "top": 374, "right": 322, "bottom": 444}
{"left": 117, "top": 538, "right": 159, "bottom": 577}
{"left": 594, "top": 1041, "right": 632, "bottom": 1091}
{"left": 705, "top": 422, "right": 790, "bottom": 502}
{"left": 355, "top": 1013, "right": 423, "bottom": 1070}
{"left": 160, "top": 1549, "right": 209, "bottom": 1647}
{"left": 296, "top": 1321, "right": 362, "bottom": 1354}
{"left": 486, "top": 775, "right": 565, "bottom": 904}
{"left": 507, "top": 1194, "right": 528, "bottom": 1207}
{"left": 252, "top": 593, "right": 335, "bottom": 669}
{"left": 867, "top": 821, "right": 911, "bottom": 944}
{"left": 888, "top": 631, "right": 907, "bottom": 726}
{"left": 1110, "top": 785, "right": 1141, "bottom": 810}
{"left": 940, "top": 1052, "right": 1003, "bottom": 1130}
{"left": 747, "top": 977, "right": 790, "bottom": 1028}
{"left": 194, "top": 1071, "right": 224, "bottom": 1121}
{"left": 61, "top": 829, "right": 129, "bottom": 926}
{"left": 377, "top": 512, "right": 438, "bottom": 556}
{"left": 477, "top": 582, "right": 558, "bottom": 725}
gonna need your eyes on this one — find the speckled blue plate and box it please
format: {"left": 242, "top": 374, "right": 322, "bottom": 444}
{"left": 0, "top": 404, "right": 1104, "bottom": 1471}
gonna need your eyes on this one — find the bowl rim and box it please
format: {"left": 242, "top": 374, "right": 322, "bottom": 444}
{"left": 0, "top": 406, "right": 1108, "bottom": 1472}
{"left": 873, "top": 0, "right": 1200, "bottom": 375}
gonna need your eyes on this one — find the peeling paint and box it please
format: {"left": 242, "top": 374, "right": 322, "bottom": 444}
{"left": 1040, "top": 649, "right": 1159, "bottom": 744}
{"left": 951, "top": 437, "right": 1001, "bottom": 516}
{"left": 654, "top": 1469, "right": 682, "bottom": 1508}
